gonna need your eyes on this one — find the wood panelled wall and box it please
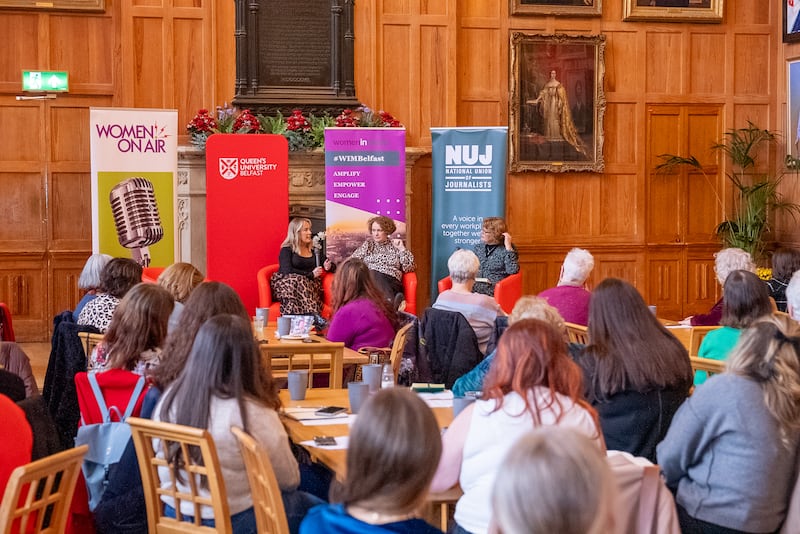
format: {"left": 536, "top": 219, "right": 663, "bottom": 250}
{"left": 354, "top": 0, "right": 787, "bottom": 317}
{"left": 0, "top": 0, "right": 234, "bottom": 339}
{"left": 0, "top": 0, "right": 791, "bottom": 339}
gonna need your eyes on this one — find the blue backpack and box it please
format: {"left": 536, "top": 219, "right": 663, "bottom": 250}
{"left": 75, "top": 372, "right": 146, "bottom": 511}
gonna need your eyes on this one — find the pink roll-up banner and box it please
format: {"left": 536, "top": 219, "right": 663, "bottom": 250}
{"left": 205, "top": 134, "right": 289, "bottom": 312}
{"left": 323, "top": 128, "right": 407, "bottom": 262}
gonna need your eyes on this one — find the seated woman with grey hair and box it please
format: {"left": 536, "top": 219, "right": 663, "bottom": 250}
{"left": 680, "top": 247, "right": 755, "bottom": 326}
{"left": 433, "top": 249, "right": 504, "bottom": 354}
{"left": 538, "top": 248, "right": 594, "bottom": 326}
{"left": 73, "top": 253, "right": 113, "bottom": 321}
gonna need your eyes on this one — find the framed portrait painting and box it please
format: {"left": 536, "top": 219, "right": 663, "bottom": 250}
{"left": 0, "top": 0, "right": 104, "bottom": 10}
{"left": 785, "top": 1, "right": 800, "bottom": 43}
{"left": 509, "top": 33, "right": 606, "bottom": 173}
{"left": 511, "top": 0, "right": 602, "bottom": 17}
{"left": 622, "top": 0, "right": 723, "bottom": 23}
{"left": 787, "top": 60, "right": 800, "bottom": 164}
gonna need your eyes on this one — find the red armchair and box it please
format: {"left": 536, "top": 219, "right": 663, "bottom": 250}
{"left": 141, "top": 267, "right": 165, "bottom": 284}
{"left": 257, "top": 264, "right": 334, "bottom": 321}
{"left": 321, "top": 271, "right": 417, "bottom": 316}
{"left": 401, "top": 272, "right": 418, "bottom": 316}
{"left": 437, "top": 272, "right": 522, "bottom": 315}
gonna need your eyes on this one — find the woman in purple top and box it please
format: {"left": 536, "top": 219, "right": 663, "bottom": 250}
{"left": 538, "top": 248, "right": 594, "bottom": 326}
{"left": 327, "top": 258, "right": 399, "bottom": 351}
{"left": 679, "top": 247, "right": 754, "bottom": 326}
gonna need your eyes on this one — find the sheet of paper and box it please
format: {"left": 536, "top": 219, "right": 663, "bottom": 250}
{"left": 282, "top": 407, "right": 348, "bottom": 422}
{"left": 299, "top": 414, "right": 356, "bottom": 426}
{"left": 416, "top": 390, "right": 454, "bottom": 408}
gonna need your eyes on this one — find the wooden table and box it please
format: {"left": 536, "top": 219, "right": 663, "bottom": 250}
{"left": 258, "top": 327, "right": 367, "bottom": 387}
{"left": 279, "top": 389, "right": 462, "bottom": 529}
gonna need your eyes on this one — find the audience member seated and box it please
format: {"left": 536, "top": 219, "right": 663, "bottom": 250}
{"left": 432, "top": 249, "right": 505, "bottom": 354}
{"left": 73, "top": 253, "right": 112, "bottom": 321}
{"left": 574, "top": 278, "right": 692, "bottom": 463}
{"left": 327, "top": 258, "right": 398, "bottom": 351}
{"left": 271, "top": 217, "right": 334, "bottom": 317}
{"left": 452, "top": 296, "right": 569, "bottom": 396}
{"left": 300, "top": 388, "right": 444, "bottom": 534}
{"left": 155, "top": 314, "right": 321, "bottom": 534}
{"left": 430, "top": 319, "right": 603, "bottom": 534}
{"left": 681, "top": 247, "right": 754, "bottom": 326}
{"left": 0, "top": 369, "right": 25, "bottom": 402}
{"left": 694, "top": 270, "right": 772, "bottom": 386}
{"left": 492, "top": 427, "right": 614, "bottom": 534}
{"left": 89, "top": 283, "right": 174, "bottom": 375}
{"left": 156, "top": 262, "right": 204, "bottom": 331}
{"left": 77, "top": 258, "right": 142, "bottom": 333}
{"left": 350, "top": 215, "right": 415, "bottom": 304}
{"left": 471, "top": 217, "right": 519, "bottom": 297}
{"left": 0, "top": 393, "right": 33, "bottom": 493}
{"left": 0, "top": 341, "right": 38, "bottom": 397}
{"left": 767, "top": 247, "right": 800, "bottom": 313}
{"left": 657, "top": 314, "right": 800, "bottom": 534}
{"left": 538, "top": 247, "right": 594, "bottom": 326}
{"left": 94, "top": 281, "right": 250, "bottom": 534}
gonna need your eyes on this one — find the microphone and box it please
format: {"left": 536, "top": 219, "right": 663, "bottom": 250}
{"left": 109, "top": 177, "right": 164, "bottom": 267}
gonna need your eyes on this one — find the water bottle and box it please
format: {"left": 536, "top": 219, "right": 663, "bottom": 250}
{"left": 380, "top": 363, "right": 394, "bottom": 388}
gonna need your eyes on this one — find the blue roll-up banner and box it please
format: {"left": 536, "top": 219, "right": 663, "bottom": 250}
{"left": 430, "top": 127, "right": 508, "bottom": 300}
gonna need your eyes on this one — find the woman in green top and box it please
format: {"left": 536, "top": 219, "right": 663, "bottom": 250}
{"left": 695, "top": 270, "right": 772, "bottom": 385}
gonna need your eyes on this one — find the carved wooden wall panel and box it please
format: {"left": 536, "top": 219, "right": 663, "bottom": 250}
{"left": 0, "top": 257, "right": 47, "bottom": 339}
{"left": 647, "top": 249, "right": 683, "bottom": 318}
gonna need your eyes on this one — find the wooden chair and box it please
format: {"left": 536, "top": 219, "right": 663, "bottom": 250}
{"left": 389, "top": 322, "right": 414, "bottom": 383}
{"left": 356, "top": 322, "right": 414, "bottom": 384}
{"left": 687, "top": 326, "right": 720, "bottom": 358}
{"left": 128, "top": 417, "right": 232, "bottom": 533}
{"left": 0, "top": 445, "right": 88, "bottom": 534}
{"left": 230, "top": 427, "right": 290, "bottom": 534}
{"left": 689, "top": 356, "right": 725, "bottom": 378}
{"left": 77, "top": 331, "right": 104, "bottom": 360}
{"left": 437, "top": 272, "right": 522, "bottom": 314}
{"left": 565, "top": 322, "right": 589, "bottom": 345}
{"left": 266, "top": 348, "right": 345, "bottom": 390}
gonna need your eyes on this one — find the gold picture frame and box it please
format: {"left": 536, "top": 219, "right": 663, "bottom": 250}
{"left": 509, "top": 33, "right": 606, "bottom": 173}
{"left": 623, "top": 0, "right": 723, "bottom": 23}
{"left": 0, "top": 0, "right": 104, "bottom": 11}
{"left": 511, "top": 0, "right": 602, "bottom": 17}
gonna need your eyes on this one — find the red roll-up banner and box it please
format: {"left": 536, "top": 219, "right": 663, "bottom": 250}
{"left": 206, "top": 134, "right": 289, "bottom": 313}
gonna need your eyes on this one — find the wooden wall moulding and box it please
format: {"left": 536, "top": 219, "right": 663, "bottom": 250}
{"left": 510, "top": 0, "right": 602, "bottom": 17}
{"left": 232, "top": 0, "right": 360, "bottom": 116}
{"left": 0, "top": 0, "right": 104, "bottom": 11}
{"left": 622, "top": 0, "right": 723, "bottom": 23}
{"left": 509, "top": 33, "right": 606, "bottom": 173}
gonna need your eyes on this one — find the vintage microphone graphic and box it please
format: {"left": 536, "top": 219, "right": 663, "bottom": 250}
{"left": 109, "top": 177, "right": 164, "bottom": 267}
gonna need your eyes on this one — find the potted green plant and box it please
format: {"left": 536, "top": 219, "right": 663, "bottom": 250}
{"left": 656, "top": 122, "right": 800, "bottom": 262}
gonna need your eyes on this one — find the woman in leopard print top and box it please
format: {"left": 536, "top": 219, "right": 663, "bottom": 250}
{"left": 77, "top": 257, "right": 142, "bottom": 332}
{"left": 351, "top": 215, "right": 415, "bottom": 302}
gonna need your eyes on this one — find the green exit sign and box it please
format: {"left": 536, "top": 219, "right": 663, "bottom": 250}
{"left": 22, "top": 70, "right": 69, "bottom": 92}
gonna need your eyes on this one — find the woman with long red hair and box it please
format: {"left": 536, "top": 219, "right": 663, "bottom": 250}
{"left": 430, "top": 319, "right": 603, "bottom": 534}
